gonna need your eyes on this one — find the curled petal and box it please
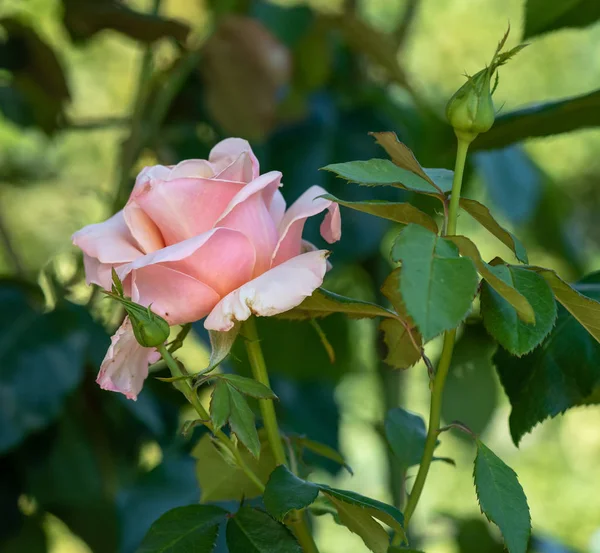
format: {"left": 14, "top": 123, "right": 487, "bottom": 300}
{"left": 271, "top": 186, "right": 341, "bottom": 267}
{"left": 72, "top": 211, "right": 142, "bottom": 264}
{"left": 134, "top": 176, "right": 244, "bottom": 244}
{"left": 217, "top": 171, "right": 282, "bottom": 275}
{"left": 204, "top": 250, "right": 329, "bottom": 331}
{"left": 131, "top": 165, "right": 171, "bottom": 198}
{"left": 123, "top": 202, "right": 165, "bottom": 254}
{"left": 209, "top": 138, "right": 259, "bottom": 181}
{"left": 96, "top": 317, "right": 160, "bottom": 400}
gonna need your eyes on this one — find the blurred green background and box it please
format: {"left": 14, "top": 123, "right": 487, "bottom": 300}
{"left": 1, "top": 1, "right": 600, "bottom": 552}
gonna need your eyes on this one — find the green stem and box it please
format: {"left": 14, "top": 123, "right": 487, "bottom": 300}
{"left": 156, "top": 343, "right": 265, "bottom": 493}
{"left": 242, "top": 318, "right": 320, "bottom": 553}
{"left": 446, "top": 138, "right": 470, "bottom": 236}
{"left": 242, "top": 318, "right": 287, "bottom": 466}
{"left": 399, "top": 138, "right": 471, "bottom": 532}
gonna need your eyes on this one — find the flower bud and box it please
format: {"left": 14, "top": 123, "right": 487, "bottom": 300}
{"left": 445, "top": 27, "right": 526, "bottom": 143}
{"left": 445, "top": 67, "right": 495, "bottom": 143}
{"left": 126, "top": 303, "right": 170, "bottom": 348}
{"left": 105, "top": 269, "right": 170, "bottom": 348}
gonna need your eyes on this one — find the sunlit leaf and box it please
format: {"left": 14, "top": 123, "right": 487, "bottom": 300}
{"left": 323, "top": 194, "right": 438, "bottom": 233}
{"left": 447, "top": 236, "right": 535, "bottom": 324}
{"left": 459, "top": 199, "right": 528, "bottom": 263}
{"left": 480, "top": 265, "right": 556, "bottom": 355}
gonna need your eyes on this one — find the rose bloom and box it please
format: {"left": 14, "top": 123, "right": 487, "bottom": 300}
{"left": 73, "top": 139, "right": 341, "bottom": 399}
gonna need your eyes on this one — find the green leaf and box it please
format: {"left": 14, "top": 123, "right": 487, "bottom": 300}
{"left": 263, "top": 465, "right": 320, "bottom": 521}
{"left": 319, "top": 487, "right": 404, "bottom": 534}
{"left": 380, "top": 319, "right": 422, "bottom": 369}
{"left": 227, "top": 386, "right": 261, "bottom": 458}
{"left": 326, "top": 495, "right": 390, "bottom": 553}
{"left": 388, "top": 548, "right": 425, "bottom": 553}
{"left": 481, "top": 265, "right": 557, "bottom": 355}
{"left": 473, "top": 441, "right": 530, "bottom": 553}
{"left": 323, "top": 194, "right": 438, "bottom": 234}
{"left": 391, "top": 225, "right": 479, "bottom": 340}
{"left": 210, "top": 380, "right": 230, "bottom": 431}
{"left": 217, "top": 374, "right": 277, "bottom": 399}
{"left": 369, "top": 131, "right": 453, "bottom": 195}
{"left": 442, "top": 325, "right": 498, "bottom": 437}
{"left": 226, "top": 507, "right": 301, "bottom": 553}
{"left": 323, "top": 159, "right": 449, "bottom": 197}
{"left": 458, "top": 199, "right": 528, "bottom": 263}
{"left": 472, "top": 89, "right": 600, "bottom": 151}
{"left": 192, "top": 431, "right": 275, "bottom": 502}
{"left": 527, "top": 267, "right": 600, "bottom": 343}
{"left": 205, "top": 325, "right": 240, "bottom": 372}
{"left": 137, "top": 505, "right": 228, "bottom": 553}
{"left": 524, "top": 0, "right": 600, "bottom": 38}
{"left": 494, "top": 271, "right": 600, "bottom": 444}
{"left": 278, "top": 288, "right": 395, "bottom": 320}
{"left": 262, "top": 466, "right": 404, "bottom": 541}
{"left": 384, "top": 408, "right": 426, "bottom": 469}
{"left": 446, "top": 236, "right": 535, "bottom": 324}
{"left": 0, "top": 283, "right": 102, "bottom": 453}
{"left": 291, "top": 436, "right": 352, "bottom": 474}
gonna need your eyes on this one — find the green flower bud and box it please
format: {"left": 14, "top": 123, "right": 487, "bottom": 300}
{"left": 446, "top": 67, "right": 495, "bottom": 143}
{"left": 445, "top": 27, "right": 527, "bottom": 143}
{"left": 126, "top": 303, "right": 170, "bottom": 348}
{"left": 105, "top": 269, "right": 170, "bottom": 348}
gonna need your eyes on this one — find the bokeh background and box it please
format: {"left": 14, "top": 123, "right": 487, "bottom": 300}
{"left": 1, "top": 0, "right": 600, "bottom": 552}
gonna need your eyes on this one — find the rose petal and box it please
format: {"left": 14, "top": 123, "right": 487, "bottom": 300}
{"left": 134, "top": 176, "right": 244, "bottom": 245}
{"left": 216, "top": 171, "right": 282, "bottom": 275}
{"left": 271, "top": 185, "right": 341, "bottom": 267}
{"left": 82, "top": 253, "right": 113, "bottom": 289}
{"left": 96, "top": 317, "right": 161, "bottom": 400}
{"left": 269, "top": 189, "right": 286, "bottom": 228}
{"left": 131, "top": 165, "right": 172, "bottom": 198}
{"left": 72, "top": 211, "right": 142, "bottom": 263}
{"left": 167, "top": 159, "right": 216, "bottom": 180}
{"left": 118, "top": 228, "right": 256, "bottom": 299}
{"left": 204, "top": 250, "right": 329, "bottom": 331}
{"left": 214, "top": 152, "right": 254, "bottom": 182}
{"left": 209, "top": 138, "right": 259, "bottom": 180}
{"left": 123, "top": 202, "right": 165, "bottom": 254}
{"left": 131, "top": 265, "right": 221, "bottom": 325}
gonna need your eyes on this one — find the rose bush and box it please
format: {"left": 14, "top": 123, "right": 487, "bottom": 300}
{"left": 73, "top": 138, "right": 341, "bottom": 399}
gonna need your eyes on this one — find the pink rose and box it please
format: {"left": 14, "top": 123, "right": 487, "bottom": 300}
{"left": 73, "top": 138, "right": 341, "bottom": 399}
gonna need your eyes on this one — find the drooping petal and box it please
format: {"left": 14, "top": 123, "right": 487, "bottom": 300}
{"left": 123, "top": 202, "right": 165, "bottom": 254}
{"left": 118, "top": 228, "right": 256, "bottom": 299}
{"left": 131, "top": 265, "right": 221, "bottom": 325}
{"left": 204, "top": 250, "right": 329, "bottom": 331}
{"left": 134, "top": 176, "right": 244, "bottom": 245}
{"left": 216, "top": 171, "right": 282, "bottom": 275}
{"left": 271, "top": 185, "right": 341, "bottom": 267}
{"left": 96, "top": 317, "right": 161, "bottom": 400}
{"left": 72, "top": 211, "right": 142, "bottom": 263}
{"left": 209, "top": 138, "right": 259, "bottom": 180}
{"left": 82, "top": 254, "right": 113, "bottom": 288}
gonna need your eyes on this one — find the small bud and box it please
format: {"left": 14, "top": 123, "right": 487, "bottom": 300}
{"left": 103, "top": 287, "right": 170, "bottom": 348}
{"left": 446, "top": 67, "right": 496, "bottom": 143}
{"left": 445, "top": 26, "right": 527, "bottom": 143}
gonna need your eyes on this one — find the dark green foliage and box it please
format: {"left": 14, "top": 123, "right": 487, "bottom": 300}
{"left": 495, "top": 272, "right": 600, "bottom": 444}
